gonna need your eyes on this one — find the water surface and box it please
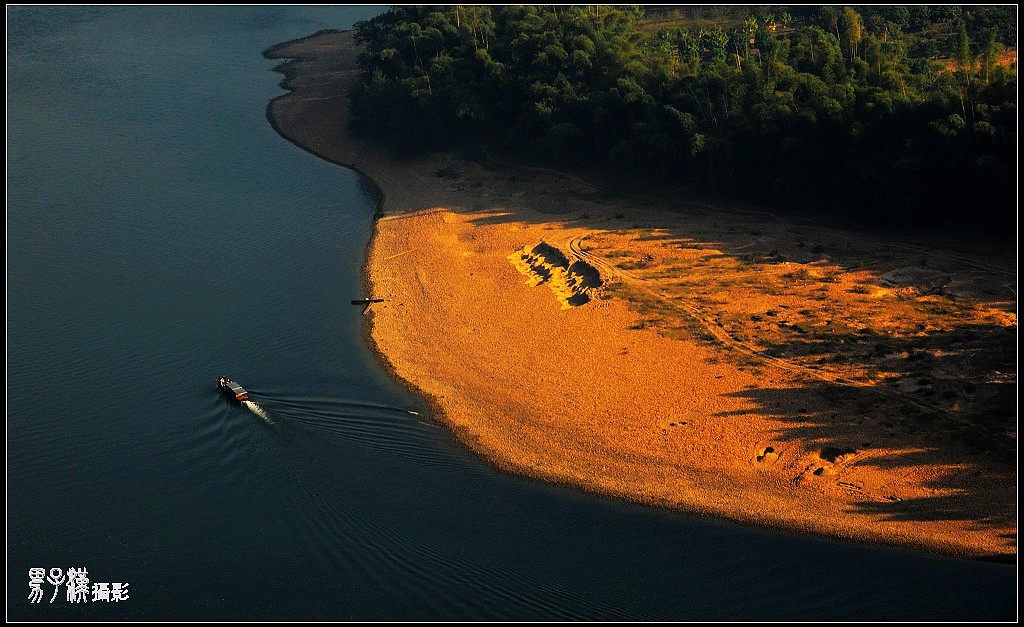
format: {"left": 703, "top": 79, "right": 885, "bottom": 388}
{"left": 7, "top": 6, "right": 1015, "bottom": 620}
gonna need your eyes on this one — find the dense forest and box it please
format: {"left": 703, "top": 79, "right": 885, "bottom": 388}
{"left": 348, "top": 6, "right": 1016, "bottom": 231}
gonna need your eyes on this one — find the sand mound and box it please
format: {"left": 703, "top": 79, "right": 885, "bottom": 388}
{"left": 879, "top": 266, "right": 950, "bottom": 293}
{"left": 508, "top": 241, "right": 602, "bottom": 308}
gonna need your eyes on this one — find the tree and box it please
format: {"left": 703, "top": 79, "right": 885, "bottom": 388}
{"left": 779, "top": 12, "right": 793, "bottom": 32}
{"left": 979, "top": 28, "right": 1000, "bottom": 84}
{"left": 728, "top": 28, "right": 747, "bottom": 68}
{"left": 703, "top": 26, "right": 729, "bottom": 64}
{"left": 955, "top": 20, "right": 973, "bottom": 121}
{"left": 840, "top": 6, "right": 864, "bottom": 61}
{"left": 819, "top": 6, "right": 841, "bottom": 40}
{"left": 347, "top": 5, "right": 1016, "bottom": 232}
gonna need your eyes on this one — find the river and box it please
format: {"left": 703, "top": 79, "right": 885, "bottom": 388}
{"left": 6, "top": 6, "right": 1015, "bottom": 620}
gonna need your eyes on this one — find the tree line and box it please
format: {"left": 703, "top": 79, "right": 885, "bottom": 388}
{"left": 348, "top": 6, "right": 1016, "bottom": 231}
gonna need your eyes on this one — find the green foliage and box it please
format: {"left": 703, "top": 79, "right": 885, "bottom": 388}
{"left": 349, "top": 5, "right": 1017, "bottom": 232}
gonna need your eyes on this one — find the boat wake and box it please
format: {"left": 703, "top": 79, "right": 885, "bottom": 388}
{"left": 243, "top": 400, "right": 273, "bottom": 423}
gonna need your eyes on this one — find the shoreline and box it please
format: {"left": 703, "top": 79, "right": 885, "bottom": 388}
{"left": 263, "top": 32, "right": 386, "bottom": 220}
{"left": 264, "top": 30, "right": 1016, "bottom": 562}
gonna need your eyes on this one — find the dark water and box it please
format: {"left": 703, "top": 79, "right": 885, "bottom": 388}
{"left": 6, "top": 6, "right": 1016, "bottom": 621}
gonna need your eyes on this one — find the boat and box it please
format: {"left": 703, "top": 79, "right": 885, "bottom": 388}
{"left": 352, "top": 298, "right": 385, "bottom": 315}
{"left": 217, "top": 375, "right": 250, "bottom": 402}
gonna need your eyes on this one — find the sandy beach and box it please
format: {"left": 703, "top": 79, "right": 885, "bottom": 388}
{"left": 265, "top": 30, "right": 1016, "bottom": 560}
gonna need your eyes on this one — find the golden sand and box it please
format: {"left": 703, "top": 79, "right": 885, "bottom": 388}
{"left": 266, "top": 30, "right": 1016, "bottom": 560}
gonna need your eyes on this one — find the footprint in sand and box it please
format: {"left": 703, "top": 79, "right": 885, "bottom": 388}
{"left": 755, "top": 446, "right": 779, "bottom": 464}
{"left": 818, "top": 446, "right": 857, "bottom": 464}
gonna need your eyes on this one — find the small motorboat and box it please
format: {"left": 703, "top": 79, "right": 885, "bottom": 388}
{"left": 217, "top": 375, "right": 250, "bottom": 402}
